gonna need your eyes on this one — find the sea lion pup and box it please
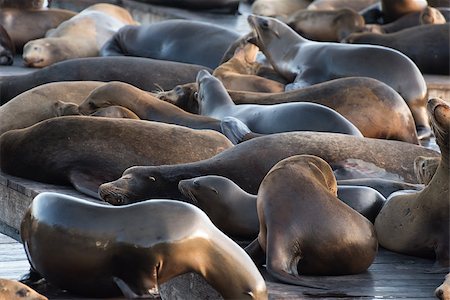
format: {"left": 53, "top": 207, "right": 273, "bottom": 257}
{"left": 0, "top": 278, "right": 47, "bottom": 300}
{"left": 178, "top": 175, "right": 385, "bottom": 240}
{"left": 78, "top": 81, "right": 223, "bottom": 132}
{"left": 100, "top": 20, "right": 240, "bottom": 69}
{"left": 247, "top": 155, "right": 377, "bottom": 286}
{"left": 363, "top": 6, "right": 446, "bottom": 34}
{"left": 212, "top": 43, "right": 285, "bottom": 93}
{"left": 286, "top": 8, "right": 366, "bottom": 42}
{"left": 246, "top": 14, "right": 430, "bottom": 139}
{"left": 0, "top": 24, "right": 14, "bottom": 65}
{"left": 20, "top": 193, "right": 267, "bottom": 299}
{"left": 0, "top": 81, "right": 103, "bottom": 136}
{"left": 344, "top": 24, "right": 450, "bottom": 75}
{"left": 196, "top": 70, "right": 363, "bottom": 136}
{"left": 436, "top": 274, "right": 450, "bottom": 300}
{"left": 0, "top": 8, "right": 76, "bottom": 52}
{"left": 98, "top": 130, "right": 438, "bottom": 205}
{"left": 22, "top": 3, "right": 136, "bottom": 68}
{"left": 157, "top": 77, "right": 419, "bottom": 144}
{"left": 0, "top": 57, "right": 211, "bottom": 105}
{"left": 251, "top": 0, "right": 312, "bottom": 18}
{"left": 375, "top": 97, "right": 450, "bottom": 267}
{"left": 0, "top": 116, "right": 232, "bottom": 198}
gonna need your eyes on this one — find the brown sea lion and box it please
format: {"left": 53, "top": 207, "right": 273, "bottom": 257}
{"left": 90, "top": 105, "right": 141, "bottom": 119}
{"left": 78, "top": 81, "right": 223, "bottom": 132}
{"left": 212, "top": 43, "right": 285, "bottom": 93}
{"left": 0, "top": 24, "right": 14, "bottom": 65}
{"left": 98, "top": 131, "right": 438, "bottom": 205}
{"left": 436, "top": 274, "right": 450, "bottom": 300}
{"left": 0, "top": 81, "right": 103, "bottom": 136}
{"left": 247, "top": 155, "right": 377, "bottom": 286}
{"left": 307, "top": 0, "right": 378, "bottom": 12}
{"left": 251, "top": 0, "right": 312, "bottom": 18}
{"left": 0, "top": 57, "right": 211, "bottom": 105}
{"left": 381, "top": 0, "right": 428, "bottom": 22}
{"left": 22, "top": 3, "right": 136, "bottom": 67}
{"left": 0, "top": 8, "right": 76, "bottom": 52}
{"left": 344, "top": 24, "right": 450, "bottom": 75}
{"left": 287, "top": 8, "right": 366, "bottom": 42}
{"left": 21, "top": 193, "right": 267, "bottom": 299}
{"left": 247, "top": 14, "right": 430, "bottom": 138}
{"left": 0, "top": 278, "right": 47, "bottom": 300}
{"left": 0, "top": 116, "right": 232, "bottom": 198}
{"left": 375, "top": 98, "right": 450, "bottom": 267}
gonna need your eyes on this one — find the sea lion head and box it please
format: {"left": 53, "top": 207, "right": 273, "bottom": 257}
{"left": 23, "top": 38, "right": 70, "bottom": 68}
{"left": 428, "top": 98, "right": 449, "bottom": 163}
{"left": 0, "top": 278, "right": 48, "bottom": 300}
{"left": 156, "top": 83, "right": 199, "bottom": 114}
{"left": 247, "top": 14, "right": 283, "bottom": 49}
{"left": 178, "top": 176, "right": 227, "bottom": 205}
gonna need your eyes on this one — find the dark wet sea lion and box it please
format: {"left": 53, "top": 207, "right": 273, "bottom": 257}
{"left": 247, "top": 14, "right": 430, "bottom": 138}
{"left": 22, "top": 4, "right": 136, "bottom": 68}
{"left": 0, "top": 116, "right": 232, "bottom": 198}
{"left": 100, "top": 20, "right": 240, "bottom": 69}
{"left": 196, "top": 70, "right": 363, "bottom": 136}
{"left": 78, "top": 81, "right": 223, "bottom": 132}
{"left": 157, "top": 77, "right": 419, "bottom": 144}
{"left": 344, "top": 24, "right": 450, "bottom": 75}
{"left": 0, "top": 81, "right": 103, "bottom": 136}
{"left": 0, "top": 278, "right": 47, "bottom": 300}
{"left": 0, "top": 24, "right": 14, "bottom": 65}
{"left": 21, "top": 193, "right": 267, "bottom": 299}
{"left": 248, "top": 155, "right": 377, "bottom": 285}
{"left": 0, "top": 57, "right": 212, "bottom": 104}
{"left": 0, "top": 8, "right": 76, "bottom": 52}
{"left": 178, "top": 175, "right": 385, "bottom": 240}
{"left": 375, "top": 98, "right": 450, "bottom": 267}
{"left": 287, "top": 8, "right": 365, "bottom": 42}
{"left": 99, "top": 131, "right": 438, "bottom": 205}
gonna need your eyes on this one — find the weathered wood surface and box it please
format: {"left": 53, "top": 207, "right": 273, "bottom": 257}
{"left": 0, "top": 233, "right": 445, "bottom": 299}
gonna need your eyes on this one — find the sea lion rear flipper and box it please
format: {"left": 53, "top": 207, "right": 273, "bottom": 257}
{"left": 69, "top": 170, "right": 109, "bottom": 199}
{"left": 113, "top": 277, "right": 160, "bottom": 299}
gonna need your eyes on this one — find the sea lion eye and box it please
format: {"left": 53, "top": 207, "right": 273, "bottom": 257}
{"left": 149, "top": 176, "right": 156, "bottom": 182}
{"left": 261, "top": 20, "right": 270, "bottom": 29}
{"left": 193, "top": 92, "right": 199, "bottom": 100}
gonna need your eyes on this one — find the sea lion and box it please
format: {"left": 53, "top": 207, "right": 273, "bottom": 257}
{"left": 100, "top": 20, "right": 240, "bottom": 69}
{"left": 98, "top": 131, "right": 438, "bottom": 205}
{"left": 0, "top": 116, "right": 232, "bottom": 198}
{"left": 286, "top": 8, "right": 366, "bottom": 42}
{"left": 344, "top": 24, "right": 450, "bottom": 75}
{"left": 22, "top": 3, "right": 136, "bottom": 67}
{"left": 0, "top": 8, "right": 76, "bottom": 52}
{"left": 436, "top": 274, "right": 450, "bottom": 300}
{"left": 0, "top": 278, "right": 47, "bottom": 300}
{"left": 178, "top": 175, "right": 385, "bottom": 240}
{"left": 307, "top": 0, "right": 379, "bottom": 12}
{"left": 375, "top": 98, "right": 450, "bottom": 267}
{"left": 0, "top": 81, "right": 103, "bottom": 136}
{"left": 157, "top": 77, "right": 419, "bottom": 144}
{"left": 0, "top": 0, "right": 45, "bottom": 9}
{"left": 123, "top": 0, "right": 240, "bottom": 12}
{"left": 90, "top": 105, "right": 141, "bottom": 119}
{"left": 363, "top": 7, "right": 447, "bottom": 34}
{"left": 251, "top": 0, "right": 312, "bottom": 18}
{"left": 0, "top": 56, "right": 212, "bottom": 104}
{"left": 212, "top": 43, "right": 285, "bottom": 93}
{"left": 247, "top": 14, "right": 430, "bottom": 138}
{"left": 0, "top": 24, "right": 14, "bottom": 65}
{"left": 78, "top": 81, "right": 223, "bottom": 132}
{"left": 380, "top": 0, "right": 428, "bottom": 22}
{"left": 196, "top": 69, "right": 363, "bottom": 136}
{"left": 337, "top": 178, "right": 423, "bottom": 198}
{"left": 247, "top": 155, "right": 377, "bottom": 284}
{"left": 20, "top": 192, "right": 267, "bottom": 299}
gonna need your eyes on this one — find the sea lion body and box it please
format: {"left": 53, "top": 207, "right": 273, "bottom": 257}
{"left": 22, "top": 4, "right": 136, "bottom": 67}
{"left": 345, "top": 24, "right": 450, "bottom": 75}
{"left": 307, "top": 0, "right": 378, "bottom": 12}
{"left": 0, "top": 24, "right": 14, "bottom": 65}
{"left": 101, "top": 20, "right": 240, "bottom": 69}
{"left": 0, "top": 116, "right": 232, "bottom": 198}
{"left": 20, "top": 193, "right": 267, "bottom": 299}
{"left": 99, "top": 131, "right": 438, "bottom": 205}
{"left": 90, "top": 105, "right": 141, "bottom": 119}
{"left": 375, "top": 98, "right": 450, "bottom": 266}
{"left": 0, "top": 81, "right": 103, "bottom": 136}
{"left": 196, "top": 70, "right": 363, "bottom": 136}
{"left": 251, "top": 155, "right": 377, "bottom": 283}
{"left": 125, "top": 0, "right": 240, "bottom": 12}
{"left": 0, "top": 8, "right": 76, "bottom": 51}
{"left": 0, "top": 0, "right": 44, "bottom": 9}
{"left": 0, "top": 56, "right": 211, "bottom": 104}
{"left": 158, "top": 77, "right": 419, "bottom": 144}
{"left": 251, "top": 0, "right": 311, "bottom": 18}
{"left": 247, "top": 14, "right": 429, "bottom": 138}
{"left": 78, "top": 81, "right": 222, "bottom": 132}
{"left": 287, "top": 8, "right": 365, "bottom": 42}
{"left": 381, "top": 0, "right": 428, "bottom": 22}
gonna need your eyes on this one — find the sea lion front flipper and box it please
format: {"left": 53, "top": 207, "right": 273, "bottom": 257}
{"left": 68, "top": 170, "right": 110, "bottom": 199}
{"left": 220, "top": 116, "right": 262, "bottom": 144}
{"left": 113, "top": 277, "right": 160, "bottom": 299}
